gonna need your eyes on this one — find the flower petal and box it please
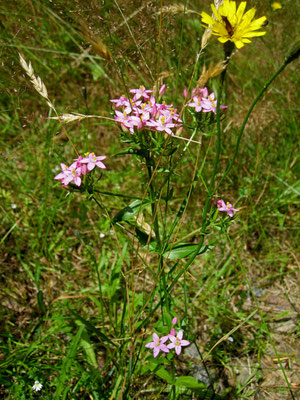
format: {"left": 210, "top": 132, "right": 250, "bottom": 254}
{"left": 177, "top": 330, "right": 183, "bottom": 340}
{"left": 181, "top": 340, "right": 190, "bottom": 347}
{"left": 145, "top": 342, "right": 155, "bottom": 349}
{"left": 153, "top": 347, "right": 160, "bottom": 358}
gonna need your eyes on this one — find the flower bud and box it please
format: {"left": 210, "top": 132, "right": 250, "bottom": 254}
{"left": 170, "top": 328, "right": 176, "bottom": 336}
{"left": 159, "top": 84, "right": 166, "bottom": 96}
{"left": 172, "top": 317, "right": 178, "bottom": 325}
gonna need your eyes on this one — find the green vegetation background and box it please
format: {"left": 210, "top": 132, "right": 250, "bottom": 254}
{"left": 0, "top": 0, "right": 299, "bottom": 399}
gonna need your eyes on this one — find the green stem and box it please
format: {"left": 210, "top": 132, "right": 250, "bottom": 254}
{"left": 93, "top": 189, "right": 148, "bottom": 201}
{"left": 146, "top": 158, "right": 161, "bottom": 248}
{"left": 214, "top": 60, "right": 288, "bottom": 195}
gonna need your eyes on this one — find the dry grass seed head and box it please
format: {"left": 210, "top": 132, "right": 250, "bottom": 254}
{"left": 197, "top": 60, "right": 227, "bottom": 88}
{"left": 79, "top": 22, "right": 113, "bottom": 61}
{"left": 158, "top": 4, "right": 201, "bottom": 16}
{"left": 18, "top": 53, "right": 55, "bottom": 111}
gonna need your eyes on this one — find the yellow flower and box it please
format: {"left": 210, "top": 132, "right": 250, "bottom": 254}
{"left": 201, "top": 0, "right": 267, "bottom": 49}
{"left": 271, "top": 2, "right": 282, "bottom": 11}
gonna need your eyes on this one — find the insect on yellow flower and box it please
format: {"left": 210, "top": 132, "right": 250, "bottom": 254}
{"left": 201, "top": 0, "right": 267, "bottom": 49}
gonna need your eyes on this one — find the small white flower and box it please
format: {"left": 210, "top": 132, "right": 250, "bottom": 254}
{"left": 32, "top": 381, "right": 43, "bottom": 392}
{"left": 11, "top": 204, "right": 17, "bottom": 209}
{"left": 99, "top": 232, "right": 105, "bottom": 238}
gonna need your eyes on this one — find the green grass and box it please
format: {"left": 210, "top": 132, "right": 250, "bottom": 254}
{"left": 0, "top": 0, "right": 299, "bottom": 399}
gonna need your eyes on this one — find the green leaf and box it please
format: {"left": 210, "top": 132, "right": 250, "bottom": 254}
{"left": 134, "top": 227, "right": 158, "bottom": 252}
{"left": 75, "top": 322, "right": 98, "bottom": 369}
{"left": 55, "top": 326, "right": 84, "bottom": 399}
{"left": 113, "top": 199, "right": 152, "bottom": 223}
{"left": 37, "top": 290, "right": 46, "bottom": 313}
{"left": 89, "top": 63, "right": 106, "bottom": 81}
{"left": 163, "top": 243, "right": 210, "bottom": 260}
{"left": 175, "top": 376, "right": 206, "bottom": 389}
{"left": 155, "top": 367, "right": 175, "bottom": 384}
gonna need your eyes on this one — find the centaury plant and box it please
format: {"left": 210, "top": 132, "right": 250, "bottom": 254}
{"left": 8, "top": 0, "right": 299, "bottom": 398}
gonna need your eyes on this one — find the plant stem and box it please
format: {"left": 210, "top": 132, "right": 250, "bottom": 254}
{"left": 214, "top": 60, "right": 288, "bottom": 194}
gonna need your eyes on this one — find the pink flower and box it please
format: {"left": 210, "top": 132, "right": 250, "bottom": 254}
{"left": 167, "top": 330, "right": 190, "bottom": 355}
{"left": 130, "top": 86, "right": 153, "bottom": 101}
{"left": 201, "top": 92, "right": 227, "bottom": 114}
{"left": 147, "top": 115, "right": 175, "bottom": 135}
{"left": 73, "top": 156, "right": 88, "bottom": 175}
{"left": 197, "top": 87, "right": 208, "bottom": 98}
{"left": 217, "top": 200, "right": 239, "bottom": 217}
{"left": 110, "top": 95, "right": 128, "bottom": 108}
{"left": 172, "top": 317, "right": 178, "bottom": 325}
{"left": 114, "top": 111, "right": 141, "bottom": 134}
{"left": 80, "top": 152, "right": 106, "bottom": 171}
{"left": 54, "top": 163, "right": 82, "bottom": 187}
{"left": 183, "top": 88, "right": 188, "bottom": 98}
{"left": 188, "top": 95, "right": 203, "bottom": 112}
{"left": 145, "top": 333, "right": 170, "bottom": 358}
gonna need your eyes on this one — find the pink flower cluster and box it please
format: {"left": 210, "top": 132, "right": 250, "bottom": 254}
{"left": 186, "top": 87, "right": 227, "bottom": 114}
{"left": 54, "top": 152, "right": 106, "bottom": 187}
{"left": 145, "top": 317, "right": 190, "bottom": 358}
{"left": 217, "top": 199, "right": 239, "bottom": 217}
{"left": 111, "top": 85, "right": 182, "bottom": 136}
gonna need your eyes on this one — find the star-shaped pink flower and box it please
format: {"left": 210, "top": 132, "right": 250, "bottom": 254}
{"left": 80, "top": 152, "right": 106, "bottom": 171}
{"left": 217, "top": 200, "right": 239, "bottom": 217}
{"left": 167, "top": 330, "right": 190, "bottom": 355}
{"left": 54, "top": 163, "right": 82, "bottom": 187}
{"left": 145, "top": 333, "right": 170, "bottom": 358}
{"left": 130, "top": 86, "right": 153, "bottom": 101}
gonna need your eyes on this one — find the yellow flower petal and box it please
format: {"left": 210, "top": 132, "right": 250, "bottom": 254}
{"left": 237, "top": 2, "right": 247, "bottom": 23}
{"left": 249, "top": 16, "right": 267, "bottom": 29}
{"left": 218, "top": 36, "right": 230, "bottom": 43}
{"left": 242, "top": 31, "right": 266, "bottom": 37}
{"left": 211, "top": 4, "right": 222, "bottom": 22}
{"left": 201, "top": 12, "right": 215, "bottom": 26}
{"left": 235, "top": 40, "right": 245, "bottom": 49}
{"left": 241, "top": 8, "right": 256, "bottom": 25}
{"left": 272, "top": 2, "right": 282, "bottom": 11}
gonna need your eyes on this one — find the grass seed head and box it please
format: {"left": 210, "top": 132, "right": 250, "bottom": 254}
{"left": 197, "top": 60, "right": 226, "bottom": 88}
{"left": 19, "top": 53, "right": 54, "bottom": 110}
{"left": 49, "top": 113, "right": 86, "bottom": 124}
{"left": 158, "top": 4, "right": 200, "bottom": 16}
